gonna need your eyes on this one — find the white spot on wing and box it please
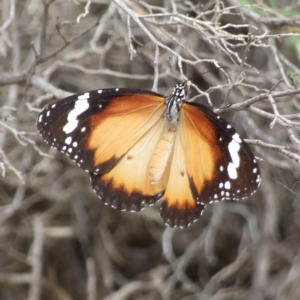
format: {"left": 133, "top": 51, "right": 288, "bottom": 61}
{"left": 63, "top": 99, "right": 89, "bottom": 134}
{"left": 227, "top": 163, "right": 237, "bottom": 179}
{"left": 225, "top": 181, "right": 231, "bottom": 189}
{"left": 227, "top": 139, "right": 241, "bottom": 179}
{"left": 232, "top": 133, "right": 242, "bottom": 143}
{"left": 78, "top": 92, "right": 90, "bottom": 100}
{"left": 256, "top": 175, "right": 261, "bottom": 183}
{"left": 65, "top": 136, "right": 72, "bottom": 145}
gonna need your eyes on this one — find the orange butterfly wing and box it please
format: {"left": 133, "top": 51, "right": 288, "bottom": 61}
{"left": 89, "top": 93, "right": 171, "bottom": 211}
{"left": 37, "top": 86, "right": 261, "bottom": 228}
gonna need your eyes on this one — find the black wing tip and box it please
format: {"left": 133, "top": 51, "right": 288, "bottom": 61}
{"left": 160, "top": 201, "right": 205, "bottom": 228}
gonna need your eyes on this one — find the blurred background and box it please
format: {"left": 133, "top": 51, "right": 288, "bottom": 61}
{"left": 1, "top": 0, "right": 300, "bottom": 299}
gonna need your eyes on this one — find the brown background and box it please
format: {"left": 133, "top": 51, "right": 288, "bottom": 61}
{"left": 1, "top": 0, "right": 300, "bottom": 299}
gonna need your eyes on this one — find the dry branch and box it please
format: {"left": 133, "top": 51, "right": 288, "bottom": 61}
{"left": 1, "top": 0, "right": 300, "bottom": 299}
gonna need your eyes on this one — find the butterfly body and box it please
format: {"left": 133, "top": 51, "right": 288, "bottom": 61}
{"left": 37, "top": 84, "right": 261, "bottom": 228}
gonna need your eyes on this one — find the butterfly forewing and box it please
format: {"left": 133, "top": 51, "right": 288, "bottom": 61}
{"left": 37, "top": 90, "right": 115, "bottom": 172}
{"left": 37, "top": 88, "right": 170, "bottom": 211}
{"left": 37, "top": 89, "right": 165, "bottom": 174}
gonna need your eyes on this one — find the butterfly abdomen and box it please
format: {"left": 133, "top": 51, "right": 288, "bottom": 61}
{"left": 149, "top": 125, "right": 177, "bottom": 183}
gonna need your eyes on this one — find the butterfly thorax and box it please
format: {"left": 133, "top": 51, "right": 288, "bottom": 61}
{"left": 165, "top": 83, "right": 186, "bottom": 123}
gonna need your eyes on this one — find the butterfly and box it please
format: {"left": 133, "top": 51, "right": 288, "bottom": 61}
{"left": 37, "top": 83, "right": 261, "bottom": 228}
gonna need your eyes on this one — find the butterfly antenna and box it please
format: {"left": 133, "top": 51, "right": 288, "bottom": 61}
{"left": 182, "top": 66, "right": 231, "bottom": 85}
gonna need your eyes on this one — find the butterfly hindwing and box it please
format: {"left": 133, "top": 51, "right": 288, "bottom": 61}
{"left": 160, "top": 124, "right": 206, "bottom": 227}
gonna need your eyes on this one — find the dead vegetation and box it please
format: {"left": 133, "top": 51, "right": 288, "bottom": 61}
{"left": 1, "top": 0, "right": 300, "bottom": 299}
